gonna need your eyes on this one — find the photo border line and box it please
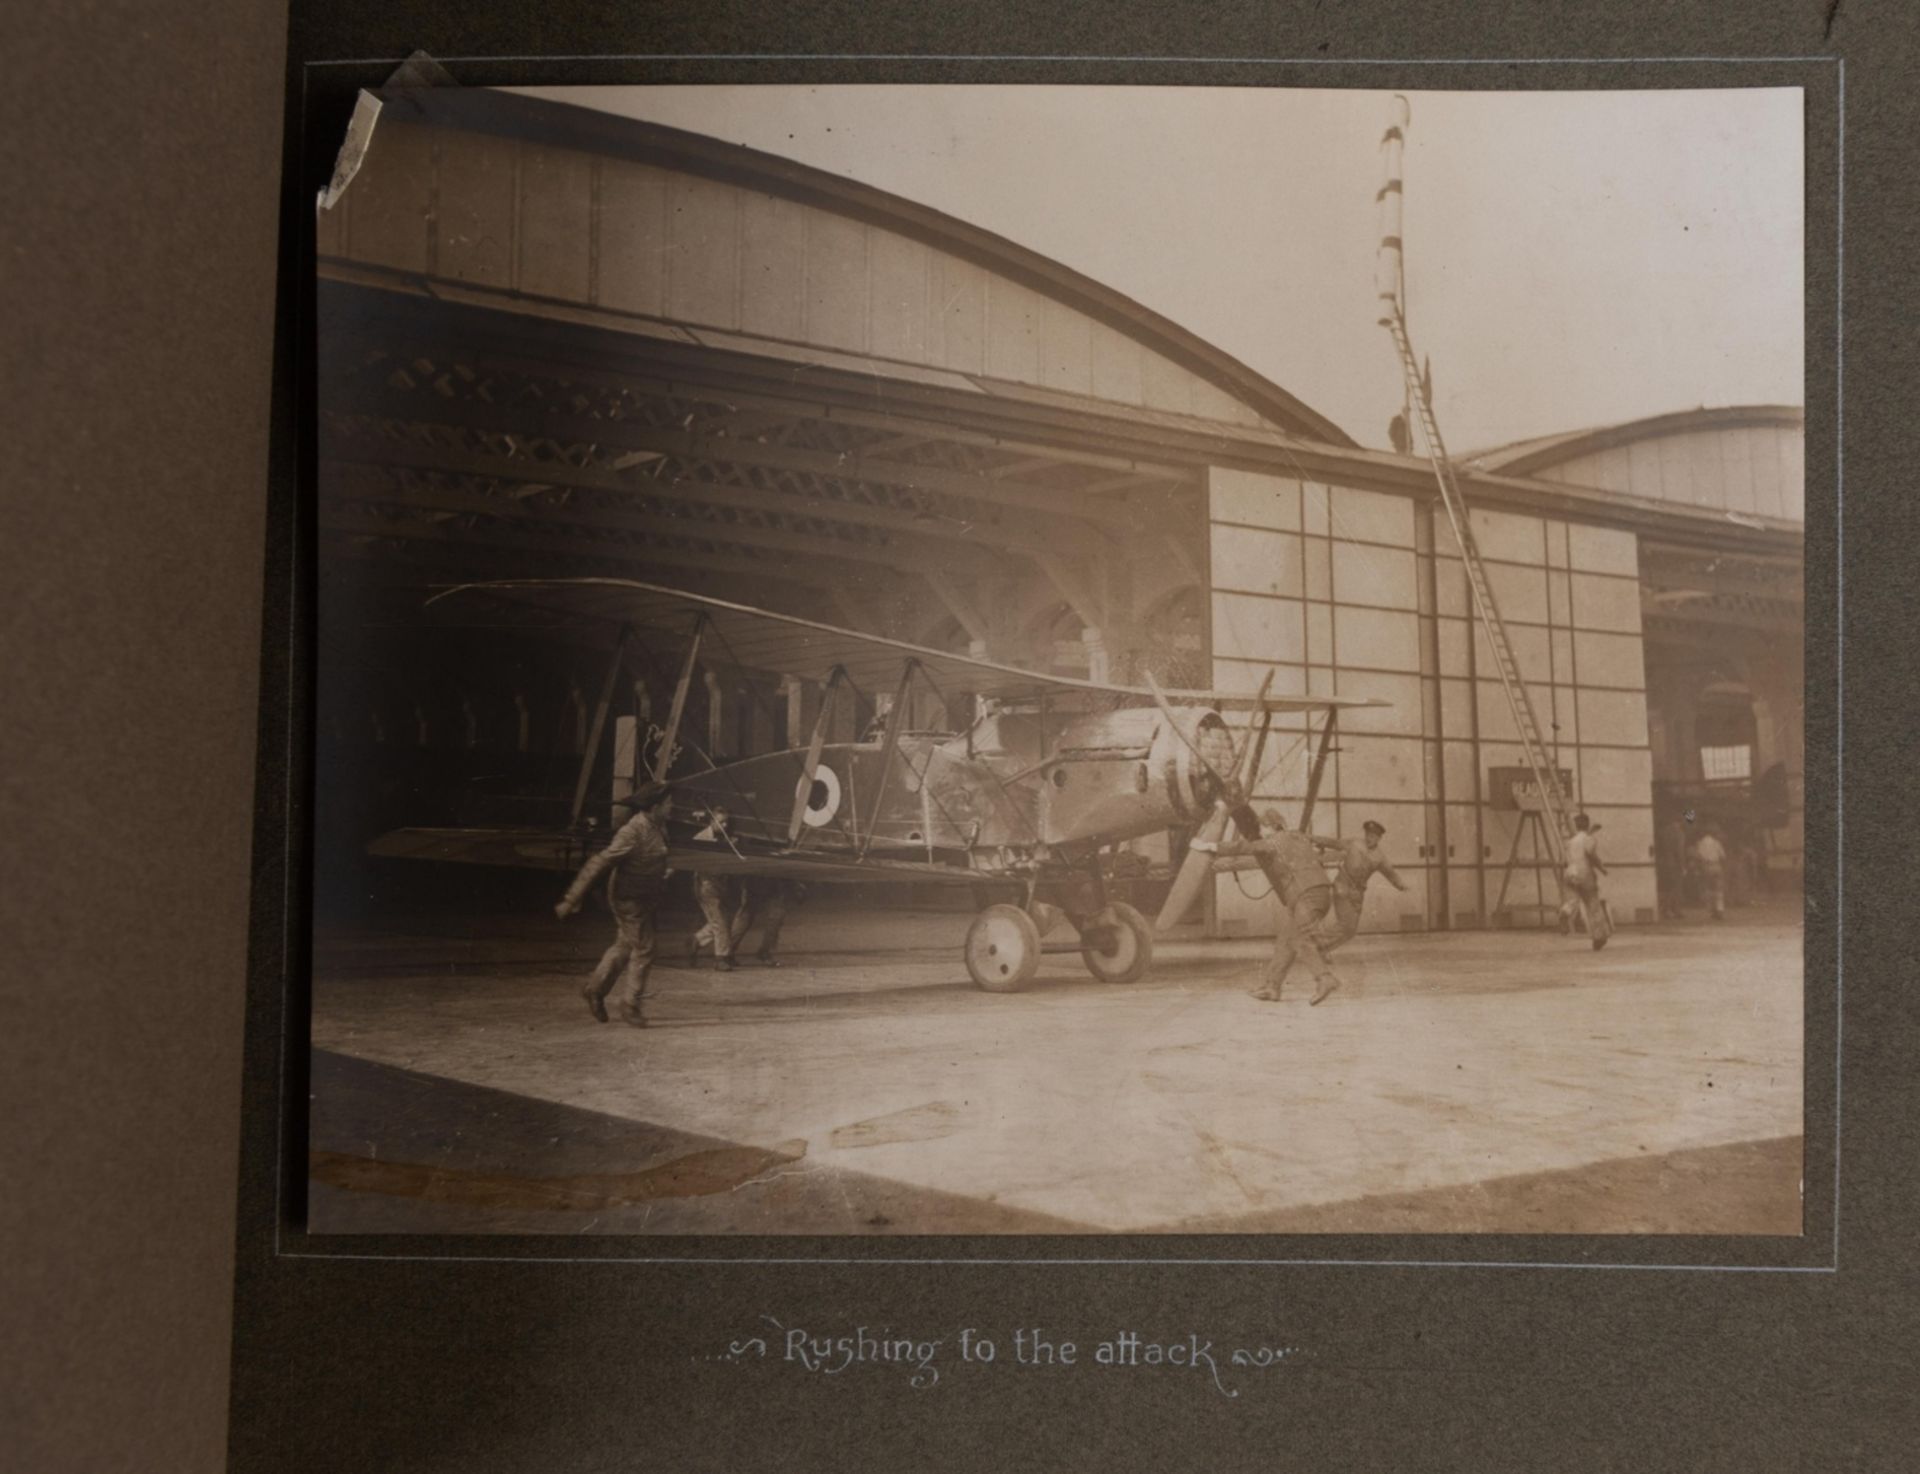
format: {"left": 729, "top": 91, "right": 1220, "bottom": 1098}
{"left": 272, "top": 1252, "right": 1836, "bottom": 1274}
{"left": 309, "top": 54, "right": 1840, "bottom": 67}
{"left": 1830, "top": 56, "right": 1845, "bottom": 1271}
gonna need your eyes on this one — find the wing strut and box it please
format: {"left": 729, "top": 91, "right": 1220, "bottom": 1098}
{"left": 651, "top": 614, "right": 706, "bottom": 782}
{"left": 857, "top": 660, "right": 919, "bottom": 861}
{"left": 569, "top": 625, "right": 630, "bottom": 825}
{"left": 1236, "top": 672, "right": 1276, "bottom": 793}
{"left": 1300, "top": 709, "right": 1339, "bottom": 832}
{"left": 788, "top": 666, "right": 846, "bottom": 843}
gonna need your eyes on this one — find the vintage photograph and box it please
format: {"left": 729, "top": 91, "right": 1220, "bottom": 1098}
{"left": 306, "top": 81, "right": 1805, "bottom": 1236}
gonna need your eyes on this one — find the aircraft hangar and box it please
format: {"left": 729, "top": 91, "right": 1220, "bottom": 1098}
{"left": 314, "top": 85, "right": 1806, "bottom": 939}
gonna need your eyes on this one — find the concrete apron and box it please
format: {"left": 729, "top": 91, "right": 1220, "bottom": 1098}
{"left": 309, "top": 910, "right": 1803, "bottom": 1234}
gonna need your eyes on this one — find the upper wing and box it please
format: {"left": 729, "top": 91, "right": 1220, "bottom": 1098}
{"left": 426, "top": 577, "right": 1385, "bottom": 713}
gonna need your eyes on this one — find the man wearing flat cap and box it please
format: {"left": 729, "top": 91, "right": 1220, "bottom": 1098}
{"left": 1314, "top": 819, "right": 1410, "bottom": 954}
{"left": 555, "top": 780, "right": 675, "bottom": 1026}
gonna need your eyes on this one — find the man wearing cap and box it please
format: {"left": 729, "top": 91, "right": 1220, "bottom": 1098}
{"left": 1314, "top": 820, "right": 1410, "bottom": 953}
{"left": 1190, "top": 807, "right": 1345, "bottom": 1005}
{"left": 554, "top": 780, "right": 675, "bottom": 1025}
{"left": 1557, "top": 811, "right": 1612, "bottom": 950}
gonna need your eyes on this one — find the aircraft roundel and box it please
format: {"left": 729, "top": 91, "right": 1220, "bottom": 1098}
{"left": 801, "top": 766, "right": 842, "bottom": 829}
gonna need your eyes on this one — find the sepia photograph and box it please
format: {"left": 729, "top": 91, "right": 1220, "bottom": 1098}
{"left": 305, "top": 80, "right": 1805, "bottom": 1237}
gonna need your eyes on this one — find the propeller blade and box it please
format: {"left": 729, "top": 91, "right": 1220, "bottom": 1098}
{"left": 1156, "top": 801, "right": 1231, "bottom": 933}
{"left": 1234, "top": 672, "right": 1276, "bottom": 791}
{"left": 1142, "top": 670, "right": 1295, "bottom": 923}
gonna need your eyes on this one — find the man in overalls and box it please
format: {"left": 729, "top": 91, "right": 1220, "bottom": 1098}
{"left": 555, "top": 780, "right": 674, "bottom": 1026}
{"left": 1192, "top": 808, "right": 1344, "bottom": 1005}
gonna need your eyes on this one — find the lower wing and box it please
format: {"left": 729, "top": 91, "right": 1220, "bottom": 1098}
{"left": 367, "top": 826, "right": 984, "bottom": 885}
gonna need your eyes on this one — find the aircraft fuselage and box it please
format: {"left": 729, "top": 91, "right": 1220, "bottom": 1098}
{"left": 666, "top": 702, "right": 1232, "bottom": 879}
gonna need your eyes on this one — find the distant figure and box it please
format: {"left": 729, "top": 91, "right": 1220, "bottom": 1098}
{"left": 1558, "top": 812, "right": 1613, "bottom": 950}
{"left": 1657, "top": 817, "right": 1691, "bottom": 920}
{"left": 1192, "top": 808, "right": 1343, "bottom": 1005}
{"left": 1314, "top": 819, "right": 1409, "bottom": 952}
{"left": 554, "top": 780, "right": 674, "bottom": 1027}
{"left": 730, "top": 879, "right": 811, "bottom": 967}
{"left": 689, "top": 807, "right": 743, "bottom": 972}
{"left": 1729, "top": 838, "right": 1761, "bottom": 909}
{"left": 1693, "top": 829, "right": 1729, "bottom": 921}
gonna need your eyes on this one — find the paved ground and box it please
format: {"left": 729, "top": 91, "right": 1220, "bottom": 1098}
{"left": 308, "top": 896, "right": 1804, "bottom": 1236}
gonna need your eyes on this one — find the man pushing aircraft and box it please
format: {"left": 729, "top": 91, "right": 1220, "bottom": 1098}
{"left": 1190, "top": 808, "right": 1345, "bottom": 1005}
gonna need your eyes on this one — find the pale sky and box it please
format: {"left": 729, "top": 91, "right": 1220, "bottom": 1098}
{"left": 516, "top": 84, "right": 1804, "bottom": 453}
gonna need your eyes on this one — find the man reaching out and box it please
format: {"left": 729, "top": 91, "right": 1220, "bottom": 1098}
{"left": 1313, "top": 819, "right": 1409, "bottom": 953}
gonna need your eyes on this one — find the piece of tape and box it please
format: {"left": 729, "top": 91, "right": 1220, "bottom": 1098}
{"left": 317, "top": 90, "right": 382, "bottom": 213}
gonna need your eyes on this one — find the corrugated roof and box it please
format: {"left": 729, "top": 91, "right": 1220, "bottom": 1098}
{"left": 367, "top": 85, "right": 1357, "bottom": 448}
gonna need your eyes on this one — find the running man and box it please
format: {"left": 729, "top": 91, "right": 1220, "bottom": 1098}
{"left": 1314, "top": 819, "right": 1410, "bottom": 953}
{"left": 1693, "top": 828, "right": 1728, "bottom": 921}
{"left": 554, "top": 780, "right": 675, "bottom": 1026}
{"left": 1558, "top": 812, "right": 1612, "bottom": 950}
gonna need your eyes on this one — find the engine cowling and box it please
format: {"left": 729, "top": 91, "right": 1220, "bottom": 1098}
{"left": 1037, "top": 706, "right": 1232, "bottom": 849}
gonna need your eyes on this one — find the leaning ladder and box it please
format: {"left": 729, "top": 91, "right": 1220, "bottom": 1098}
{"left": 1382, "top": 308, "right": 1575, "bottom": 875}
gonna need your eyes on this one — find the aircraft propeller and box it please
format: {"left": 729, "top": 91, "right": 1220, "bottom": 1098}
{"left": 1144, "top": 670, "right": 1276, "bottom": 934}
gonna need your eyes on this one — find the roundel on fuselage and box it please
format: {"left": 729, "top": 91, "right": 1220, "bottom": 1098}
{"left": 801, "top": 765, "right": 842, "bottom": 829}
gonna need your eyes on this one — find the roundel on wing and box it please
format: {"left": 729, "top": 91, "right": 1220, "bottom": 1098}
{"left": 801, "top": 766, "right": 842, "bottom": 829}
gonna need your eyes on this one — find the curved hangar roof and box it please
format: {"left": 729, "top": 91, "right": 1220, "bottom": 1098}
{"left": 1464, "top": 405, "right": 1804, "bottom": 525}
{"left": 318, "top": 85, "right": 1354, "bottom": 448}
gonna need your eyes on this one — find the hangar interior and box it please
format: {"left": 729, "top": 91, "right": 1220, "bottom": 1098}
{"left": 315, "top": 87, "right": 1805, "bottom": 938}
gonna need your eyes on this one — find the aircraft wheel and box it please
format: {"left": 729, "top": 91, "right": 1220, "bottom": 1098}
{"left": 965, "top": 903, "right": 1041, "bottom": 993}
{"left": 1080, "top": 902, "right": 1154, "bottom": 985}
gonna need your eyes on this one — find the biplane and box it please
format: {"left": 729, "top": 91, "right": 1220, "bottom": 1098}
{"left": 368, "top": 579, "right": 1385, "bottom": 991}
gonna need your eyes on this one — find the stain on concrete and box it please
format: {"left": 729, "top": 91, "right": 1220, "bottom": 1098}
{"left": 1381, "top": 1089, "right": 1471, "bottom": 1112}
{"left": 829, "top": 1100, "right": 960, "bottom": 1149}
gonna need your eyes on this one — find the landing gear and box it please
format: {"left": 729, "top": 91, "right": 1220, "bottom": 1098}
{"left": 964, "top": 903, "right": 1041, "bottom": 992}
{"left": 962, "top": 863, "right": 1154, "bottom": 992}
{"left": 1077, "top": 902, "right": 1153, "bottom": 985}
{"left": 1027, "top": 900, "right": 1064, "bottom": 939}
